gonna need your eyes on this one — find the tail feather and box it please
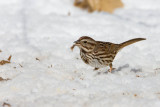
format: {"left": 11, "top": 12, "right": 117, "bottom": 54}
{"left": 118, "top": 38, "right": 146, "bottom": 50}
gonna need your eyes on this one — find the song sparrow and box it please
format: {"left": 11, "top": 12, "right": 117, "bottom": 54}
{"left": 71, "top": 36, "right": 146, "bottom": 72}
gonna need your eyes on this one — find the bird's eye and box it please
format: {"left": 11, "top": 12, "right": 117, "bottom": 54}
{"left": 83, "top": 41, "right": 87, "bottom": 43}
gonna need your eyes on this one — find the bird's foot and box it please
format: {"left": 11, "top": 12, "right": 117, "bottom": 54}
{"left": 108, "top": 68, "right": 116, "bottom": 73}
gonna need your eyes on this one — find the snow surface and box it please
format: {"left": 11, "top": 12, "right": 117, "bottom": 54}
{"left": 0, "top": 0, "right": 160, "bottom": 107}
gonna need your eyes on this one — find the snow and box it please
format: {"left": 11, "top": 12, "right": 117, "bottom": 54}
{"left": 0, "top": 0, "right": 160, "bottom": 107}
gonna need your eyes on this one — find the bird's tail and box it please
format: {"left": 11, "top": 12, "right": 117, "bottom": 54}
{"left": 118, "top": 38, "right": 146, "bottom": 51}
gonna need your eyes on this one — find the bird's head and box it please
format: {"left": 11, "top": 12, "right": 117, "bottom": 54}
{"left": 72, "top": 36, "right": 96, "bottom": 52}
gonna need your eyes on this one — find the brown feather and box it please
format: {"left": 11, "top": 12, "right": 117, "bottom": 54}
{"left": 118, "top": 38, "right": 146, "bottom": 51}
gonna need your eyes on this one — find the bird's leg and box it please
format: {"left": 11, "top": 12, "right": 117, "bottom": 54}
{"left": 108, "top": 63, "right": 116, "bottom": 72}
{"left": 109, "top": 64, "right": 112, "bottom": 72}
{"left": 94, "top": 68, "right": 99, "bottom": 70}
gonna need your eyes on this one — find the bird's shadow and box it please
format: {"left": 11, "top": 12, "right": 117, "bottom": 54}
{"left": 96, "top": 64, "right": 142, "bottom": 75}
{"left": 130, "top": 68, "right": 142, "bottom": 73}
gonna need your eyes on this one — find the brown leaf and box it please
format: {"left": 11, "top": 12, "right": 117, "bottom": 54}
{"left": 134, "top": 94, "right": 137, "bottom": 97}
{"left": 8, "top": 55, "right": 12, "bottom": 61}
{"left": 0, "top": 77, "right": 10, "bottom": 81}
{"left": 0, "top": 60, "right": 10, "bottom": 65}
{"left": 136, "top": 75, "right": 140, "bottom": 77}
{"left": 74, "top": 0, "right": 123, "bottom": 13}
{"left": 3, "top": 102, "right": 11, "bottom": 107}
{"left": 36, "top": 58, "right": 40, "bottom": 61}
{"left": 0, "top": 55, "right": 12, "bottom": 65}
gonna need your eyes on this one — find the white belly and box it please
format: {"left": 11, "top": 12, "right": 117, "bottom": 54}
{"left": 80, "top": 51, "right": 109, "bottom": 68}
{"left": 88, "top": 58, "right": 107, "bottom": 68}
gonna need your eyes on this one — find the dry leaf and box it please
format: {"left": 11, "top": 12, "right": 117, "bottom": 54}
{"left": 3, "top": 102, "right": 11, "bottom": 107}
{"left": 134, "top": 94, "right": 137, "bottom": 97}
{"left": 136, "top": 75, "right": 140, "bottom": 77}
{"left": 36, "top": 58, "right": 40, "bottom": 61}
{"left": 0, "top": 77, "right": 10, "bottom": 81}
{"left": 8, "top": 55, "right": 12, "bottom": 61}
{"left": 74, "top": 0, "right": 90, "bottom": 10}
{"left": 74, "top": 0, "right": 123, "bottom": 13}
{"left": 0, "top": 55, "right": 12, "bottom": 65}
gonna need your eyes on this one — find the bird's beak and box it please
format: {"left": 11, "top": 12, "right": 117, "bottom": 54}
{"left": 74, "top": 40, "right": 80, "bottom": 44}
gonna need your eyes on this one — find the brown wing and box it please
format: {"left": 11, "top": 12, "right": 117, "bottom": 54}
{"left": 105, "top": 42, "right": 120, "bottom": 54}
{"left": 93, "top": 41, "right": 120, "bottom": 54}
{"left": 92, "top": 42, "right": 120, "bottom": 64}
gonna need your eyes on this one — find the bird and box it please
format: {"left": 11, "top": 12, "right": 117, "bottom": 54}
{"left": 71, "top": 36, "right": 146, "bottom": 72}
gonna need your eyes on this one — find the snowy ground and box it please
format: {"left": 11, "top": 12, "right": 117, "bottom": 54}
{"left": 0, "top": 0, "right": 160, "bottom": 107}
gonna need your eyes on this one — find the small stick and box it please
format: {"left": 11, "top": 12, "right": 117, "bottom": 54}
{"left": 71, "top": 44, "right": 76, "bottom": 51}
